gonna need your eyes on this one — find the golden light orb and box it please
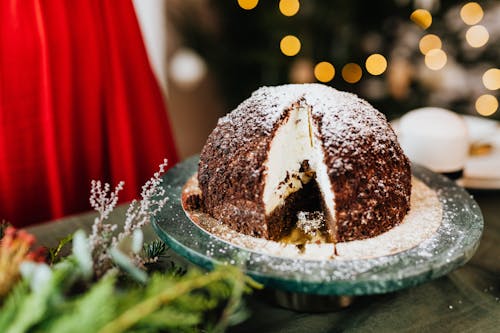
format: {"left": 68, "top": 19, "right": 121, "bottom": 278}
{"left": 280, "top": 35, "right": 301, "bottom": 56}
{"left": 475, "top": 94, "right": 499, "bottom": 116}
{"left": 237, "top": 0, "right": 258, "bottom": 10}
{"left": 314, "top": 62, "right": 335, "bottom": 83}
{"left": 460, "top": 2, "right": 483, "bottom": 25}
{"left": 482, "top": 68, "right": 500, "bottom": 90}
{"left": 365, "top": 54, "right": 387, "bottom": 76}
{"left": 279, "top": 0, "right": 300, "bottom": 16}
{"left": 342, "top": 63, "right": 363, "bottom": 83}
{"left": 424, "top": 49, "right": 447, "bottom": 70}
{"left": 466, "top": 25, "right": 489, "bottom": 48}
{"left": 410, "top": 9, "right": 432, "bottom": 30}
{"left": 419, "top": 34, "right": 442, "bottom": 55}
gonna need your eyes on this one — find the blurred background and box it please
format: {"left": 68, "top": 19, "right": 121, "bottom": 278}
{"left": 136, "top": 0, "right": 499, "bottom": 159}
{"left": 2, "top": 0, "right": 498, "bottom": 227}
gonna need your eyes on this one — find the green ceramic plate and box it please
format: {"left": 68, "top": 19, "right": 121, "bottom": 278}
{"left": 152, "top": 155, "right": 483, "bottom": 296}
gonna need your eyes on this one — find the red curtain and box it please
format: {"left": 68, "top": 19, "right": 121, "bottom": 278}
{"left": 0, "top": 1, "right": 178, "bottom": 227}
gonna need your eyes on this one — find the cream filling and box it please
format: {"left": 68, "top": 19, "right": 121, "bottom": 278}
{"left": 308, "top": 129, "right": 335, "bottom": 221}
{"left": 262, "top": 104, "right": 336, "bottom": 224}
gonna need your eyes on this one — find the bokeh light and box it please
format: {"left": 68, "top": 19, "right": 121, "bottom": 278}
{"left": 482, "top": 69, "right": 500, "bottom": 91}
{"left": 475, "top": 94, "right": 499, "bottom": 116}
{"left": 290, "top": 58, "right": 314, "bottom": 83}
{"left": 460, "top": 2, "right": 483, "bottom": 25}
{"left": 279, "top": 0, "right": 300, "bottom": 16}
{"left": 342, "top": 63, "right": 363, "bottom": 83}
{"left": 410, "top": 9, "right": 432, "bottom": 30}
{"left": 419, "top": 34, "right": 442, "bottom": 55}
{"left": 424, "top": 49, "right": 447, "bottom": 70}
{"left": 314, "top": 62, "right": 335, "bottom": 83}
{"left": 365, "top": 54, "right": 387, "bottom": 75}
{"left": 280, "top": 35, "right": 301, "bottom": 56}
{"left": 169, "top": 48, "right": 207, "bottom": 90}
{"left": 466, "top": 25, "right": 489, "bottom": 48}
{"left": 237, "top": 0, "right": 258, "bottom": 10}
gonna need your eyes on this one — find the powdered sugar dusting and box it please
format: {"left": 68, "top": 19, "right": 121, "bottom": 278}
{"left": 303, "top": 84, "right": 399, "bottom": 166}
{"left": 336, "top": 178, "right": 441, "bottom": 258}
{"left": 296, "top": 211, "right": 325, "bottom": 236}
{"left": 182, "top": 176, "right": 441, "bottom": 260}
{"left": 215, "top": 84, "right": 397, "bottom": 161}
{"left": 206, "top": 85, "right": 313, "bottom": 162}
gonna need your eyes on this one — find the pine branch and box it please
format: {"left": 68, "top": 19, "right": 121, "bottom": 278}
{"left": 142, "top": 240, "right": 167, "bottom": 261}
{"left": 0, "top": 158, "right": 261, "bottom": 332}
{"left": 212, "top": 270, "right": 248, "bottom": 332}
{"left": 42, "top": 274, "right": 117, "bottom": 333}
{"left": 6, "top": 263, "right": 70, "bottom": 333}
{"left": 47, "top": 234, "right": 73, "bottom": 264}
{"left": 98, "top": 267, "right": 248, "bottom": 333}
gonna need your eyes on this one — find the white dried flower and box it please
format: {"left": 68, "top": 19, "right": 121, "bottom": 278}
{"left": 121, "top": 159, "right": 169, "bottom": 240}
{"left": 87, "top": 160, "right": 169, "bottom": 278}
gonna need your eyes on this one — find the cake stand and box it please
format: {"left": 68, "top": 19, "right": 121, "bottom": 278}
{"left": 151, "top": 155, "right": 483, "bottom": 311}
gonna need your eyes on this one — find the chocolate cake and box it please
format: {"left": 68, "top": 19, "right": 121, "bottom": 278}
{"left": 198, "top": 84, "right": 411, "bottom": 243}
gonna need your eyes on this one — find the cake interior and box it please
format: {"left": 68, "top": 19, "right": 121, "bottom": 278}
{"left": 262, "top": 103, "right": 337, "bottom": 241}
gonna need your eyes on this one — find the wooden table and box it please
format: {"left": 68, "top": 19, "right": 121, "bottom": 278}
{"left": 28, "top": 189, "right": 500, "bottom": 332}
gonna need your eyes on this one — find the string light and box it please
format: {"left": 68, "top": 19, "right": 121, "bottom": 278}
{"left": 482, "top": 69, "right": 500, "bottom": 91}
{"left": 280, "top": 35, "right": 301, "bottom": 56}
{"left": 272, "top": 0, "right": 491, "bottom": 89}
{"left": 342, "top": 63, "right": 362, "bottom": 83}
{"left": 410, "top": 9, "right": 432, "bottom": 29}
{"left": 419, "top": 34, "right": 442, "bottom": 55}
{"left": 365, "top": 54, "right": 387, "bottom": 75}
{"left": 279, "top": 0, "right": 300, "bottom": 17}
{"left": 425, "top": 49, "right": 447, "bottom": 70}
{"left": 466, "top": 25, "right": 489, "bottom": 48}
{"left": 237, "top": 0, "right": 258, "bottom": 10}
{"left": 475, "top": 94, "right": 498, "bottom": 116}
{"left": 460, "top": 2, "right": 483, "bottom": 25}
{"left": 314, "top": 62, "right": 335, "bottom": 82}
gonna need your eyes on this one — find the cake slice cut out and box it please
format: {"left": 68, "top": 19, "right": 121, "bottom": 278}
{"left": 262, "top": 102, "right": 337, "bottom": 241}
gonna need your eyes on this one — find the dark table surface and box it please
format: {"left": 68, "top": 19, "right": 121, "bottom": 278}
{"left": 28, "top": 189, "right": 500, "bottom": 333}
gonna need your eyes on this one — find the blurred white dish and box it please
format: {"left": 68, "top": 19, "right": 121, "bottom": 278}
{"left": 392, "top": 115, "right": 500, "bottom": 190}
{"left": 463, "top": 115, "right": 499, "bottom": 145}
{"left": 398, "top": 108, "right": 469, "bottom": 173}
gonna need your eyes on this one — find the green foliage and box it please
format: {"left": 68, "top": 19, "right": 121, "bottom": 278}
{"left": 110, "top": 246, "right": 148, "bottom": 284}
{"left": 0, "top": 157, "right": 260, "bottom": 332}
{"left": 41, "top": 274, "right": 117, "bottom": 333}
{"left": 100, "top": 266, "right": 254, "bottom": 333}
{"left": 143, "top": 239, "right": 167, "bottom": 259}
{"left": 1, "top": 182, "right": 259, "bottom": 333}
{"left": 0, "top": 282, "right": 30, "bottom": 329}
{"left": 47, "top": 234, "right": 73, "bottom": 264}
{"left": 0, "top": 255, "right": 258, "bottom": 333}
{"left": 3, "top": 262, "right": 71, "bottom": 333}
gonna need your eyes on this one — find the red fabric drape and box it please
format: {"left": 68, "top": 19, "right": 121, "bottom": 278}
{"left": 0, "top": 1, "right": 178, "bottom": 227}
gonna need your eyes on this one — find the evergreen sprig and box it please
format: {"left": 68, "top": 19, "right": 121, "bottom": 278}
{"left": 47, "top": 234, "right": 73, "bottom": 264}
{"left": 0, "top": 259, "right": 257, "bottom": 333}
{"left": 0, "top": 159, "right": 261, "bottom": 332}
{"left": 143, "top": 239, "right": 167, "bottom": 260}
